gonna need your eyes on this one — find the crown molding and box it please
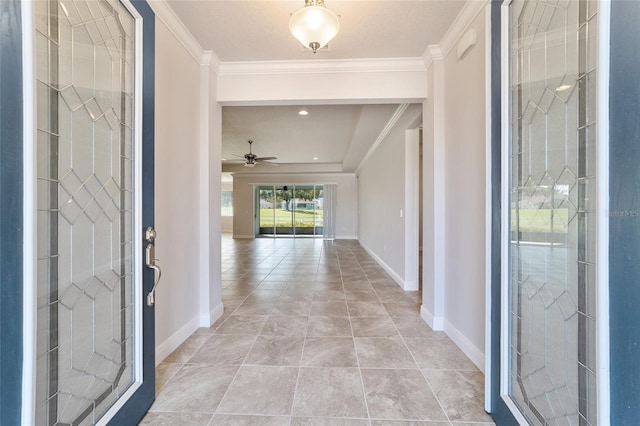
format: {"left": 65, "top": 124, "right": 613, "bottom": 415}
{"left": 424, "top": 45, "right": 444, "bottom": 68}
{"left": 148, "top": 0, "right": 220, "bottom": 70}
{"left": 201, "top": 51, "right": 221, "bottom": 73}
{"left": 439, "top": 0, "right": 489, "bottom": 58}
{"left": 218, "top": 57, "right": 426, "bottom": 76}
{"left": 422, "top": 0, "right": 489, "bottom": 63}
{"left": 355, "top": 103, "right": 411, "bottom": 174}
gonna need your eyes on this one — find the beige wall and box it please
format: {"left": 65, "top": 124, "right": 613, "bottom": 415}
{"left": 154, "top": 20, "right": 223, "bottom": 362}
{"left": 421, "top": 7, "right": 488, "bottom": 369}
{"left": 154, "top": 20, "right": 202, "bottom": 353}
{"left": 232, "top": 173, "right": 358, "bottom": 239}
{"left": 357, "top": 104, "right": 422, "bottom": 285}
{"left": 443, "top": 10, "right": 487, "bottom": 360}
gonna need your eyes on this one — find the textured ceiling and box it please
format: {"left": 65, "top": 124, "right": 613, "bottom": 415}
{"left": 222, "top": 104, "right": 403, "bottom": 171}
{"left": 166, "top": 1, "right": 466, "bottom": 171}
{"left": 166, "top": 0, "right": 465, "bottom": 61}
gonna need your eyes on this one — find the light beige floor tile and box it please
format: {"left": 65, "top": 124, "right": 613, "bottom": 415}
{"left": 348, "top": 301, "right": 389, "bottom": 317}
{"left": 155, "top": 363, "right": 181, "bottom": 393}
{"left": 215, "top": 315, "right": 268, "bottom": 335}
{"left": 162, "top": 333, "right": 210, "bottom": 364}
{"left": 310, "top": 301, "right": 349, "bottom": 317}
{"left": 292, "top": 367, "right": 367, "bottom": 418}
{"left": 272, "top": 300, "right": 313, "bottom": 316}
{"left": 222, "top": 286, "right": 254, "bottom": 300}
{"left": 291, "top": 418, "right": 369, "bottom": 426}
{"left": 258, "top": 282, "right": 289, "bottom": 290}
{"left": 280, "top": 288, "right": 315, "bottom": 302}
{"left": 244, "top": 336, "right": 305, "bottom": 366}
{"left": 313, "top": 289, "right": 346, "bottom": 302}
{"left": 392, "top": 318, "right": 447, "bottom": 339}
{"left": 217, "top": 366, "right": 298, "bottom": 415}
{"left": 351, "top": 317, "right": 399, "bottom": 337}
{"left": 246, "top": 289, "right": 284, "bottom": 301}
{"left": 361, "top": 369, "right": 447, "bottom": 421}
{"left": 307, "top": 316, "right": 352, "bottom": 337}
{"left": 211, "top": 414, "right": 291, "bottom": 425}
{"left": 423, "top": 370, "right": 494, "bottom": 423}
{"left": 150, "top": 364, "right": 238, "bottom": 413}
{"left": 345, "top": 289, "right": 380, "bottom": 302}
{"left": 370, "top": 421, "right": 450, "bottom": 425}
{"left": 355, "top": 336, "right": 417, "bottom": 368}
{"left": 261, "top": 315, "right": 308, "bottom": 336}
{"left": 301, "top": 337, "right": 358, "bottom": 367}
{"left": 383, "top": 301, "right": 421, "bottom": 317}
{"left": 188, "top": 334, "right": 256, "bottom": 365}
{"left": 233, "top": 300, "right": 277, "bottom": 316}
{"left": 405, "top": 338, "right": 478, "bottom": 370}
{"left": 139, "top": 412, "right": 213, "bottom": 425}
{"left": 375, "top": 288, "right": 418, "bottom": 303}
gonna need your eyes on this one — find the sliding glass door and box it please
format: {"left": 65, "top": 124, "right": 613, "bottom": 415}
{"left": 256, "top": 185, "right": 324, "bottom": 238}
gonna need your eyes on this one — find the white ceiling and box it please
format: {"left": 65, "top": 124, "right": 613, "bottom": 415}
{"left": 165, "top": 0, "right": 466, "bottom": 173}
{"left": 166, "top": 0, "right": 465, "bottom": 62}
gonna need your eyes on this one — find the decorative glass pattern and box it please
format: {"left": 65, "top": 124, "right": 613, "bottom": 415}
{"left": 34, "top": 0, "right": 137, "bottom": 424}
{"left": 508, "top": 1, "right": 598, "bottom": 424}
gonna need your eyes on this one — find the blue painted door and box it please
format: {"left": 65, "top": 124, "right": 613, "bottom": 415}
{"left": 0, "top": 0, "right": 156, "bottom": 424}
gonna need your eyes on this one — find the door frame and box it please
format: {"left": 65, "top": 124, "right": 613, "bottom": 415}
{"left": 0, "top": 0, "right": 25, "bottom": 424}
{"left": 608, "top": 0, "right": 640, "bottom": 422}
{"left": 15, "top": 0, "right": 156, "bottom": 424}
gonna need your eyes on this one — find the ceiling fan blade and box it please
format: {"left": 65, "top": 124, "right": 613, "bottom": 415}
{"left": 255, "top": 156, "right": 277, "bottom": 161}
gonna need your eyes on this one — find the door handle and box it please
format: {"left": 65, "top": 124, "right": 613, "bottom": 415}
{"left": 145, "top": 227, "right": 162, "bottom": 306}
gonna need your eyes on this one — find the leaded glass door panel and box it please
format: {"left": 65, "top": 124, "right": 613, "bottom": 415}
{"left": 503, "top": 0, "right": 599, "bottom": 424}
{"left": 33, "top": 0, "right": 156, "bottom": 424}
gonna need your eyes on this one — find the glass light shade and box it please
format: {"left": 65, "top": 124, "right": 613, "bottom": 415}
{"left": 289, "top": 5, "right": 340, "bottom": 51}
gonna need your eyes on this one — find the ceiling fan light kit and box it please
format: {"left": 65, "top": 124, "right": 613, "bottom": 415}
{"left": 231, "top": 140, "right": 278, "bottom": 167}
{"left": 289, "top": 0, "right": 340, "bottom": 53}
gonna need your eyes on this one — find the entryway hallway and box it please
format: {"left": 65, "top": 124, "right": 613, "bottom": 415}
{"left": 141, "top": 236, "right": 494, "bottom": 425}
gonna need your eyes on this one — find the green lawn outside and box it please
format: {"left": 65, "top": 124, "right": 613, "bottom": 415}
{"left": 260, "top": 208, "right": 323, "bottom": 227}
{"left": 512, "top": 208, "right": 569, "bottom": 233}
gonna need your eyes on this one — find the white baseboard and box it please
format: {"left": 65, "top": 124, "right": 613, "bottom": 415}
{"left": 359, "top": 242, "right": 404, "bottom": 289}
{"left": 443, "top": 318, "right": 485, "bottom": 373}
{"left": 155, "top": 315, "right": 200, "bottom": 366}
{"left": 200, "top": 302, "right": 224, "bottom": 327}
{"left": 420, "top": 305, "right": 444, "bottom": 330}
{"left": 404, "top": 279, "right": 419, "bottom": 291}
{"left": 336, "top": 235, "right": 358, "bottom": 240}
{"left": 233, "top": 234, "right": 255, "bottom": 239}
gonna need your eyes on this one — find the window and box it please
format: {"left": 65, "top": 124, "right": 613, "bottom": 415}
{"left": 221, "top": 191, "right": 233, "bottom": 216}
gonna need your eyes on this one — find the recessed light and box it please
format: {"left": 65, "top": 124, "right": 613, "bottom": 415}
{"left": 298, "top": 110, "right": 309, "bottom": 116}
{"left": 556, "top": 84, "right": 572, "bottom": 92}
{"left": 222, "top": 158, "right": 227, "bottom": 161}
{"left": 313, "top": 157, "right": 319, "bottom": 160}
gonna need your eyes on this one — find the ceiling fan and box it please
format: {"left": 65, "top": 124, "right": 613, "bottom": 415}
{"left": 231, "top": 140, "right": 277, "bottom": 167}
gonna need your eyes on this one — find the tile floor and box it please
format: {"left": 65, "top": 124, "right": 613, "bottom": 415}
{"left": 141, "top": 236, "right": 495, "bottom": 425}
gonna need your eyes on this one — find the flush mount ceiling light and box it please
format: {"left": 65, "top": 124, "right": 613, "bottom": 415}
{"left": 289, "top": 0, "right": 340, "bottom": 54}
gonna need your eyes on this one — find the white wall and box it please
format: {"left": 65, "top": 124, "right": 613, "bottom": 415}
{"left": 420, "top": 4, "right": 488, "bottom": 370}
{"left": 357, "top": 105, "right": 422, "bottom": 286}
{"left": 154, "top": 20, "right": 203, "bottom": 358}
{"left": 232, "top": 173, "right": 358, "bottom": 239}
